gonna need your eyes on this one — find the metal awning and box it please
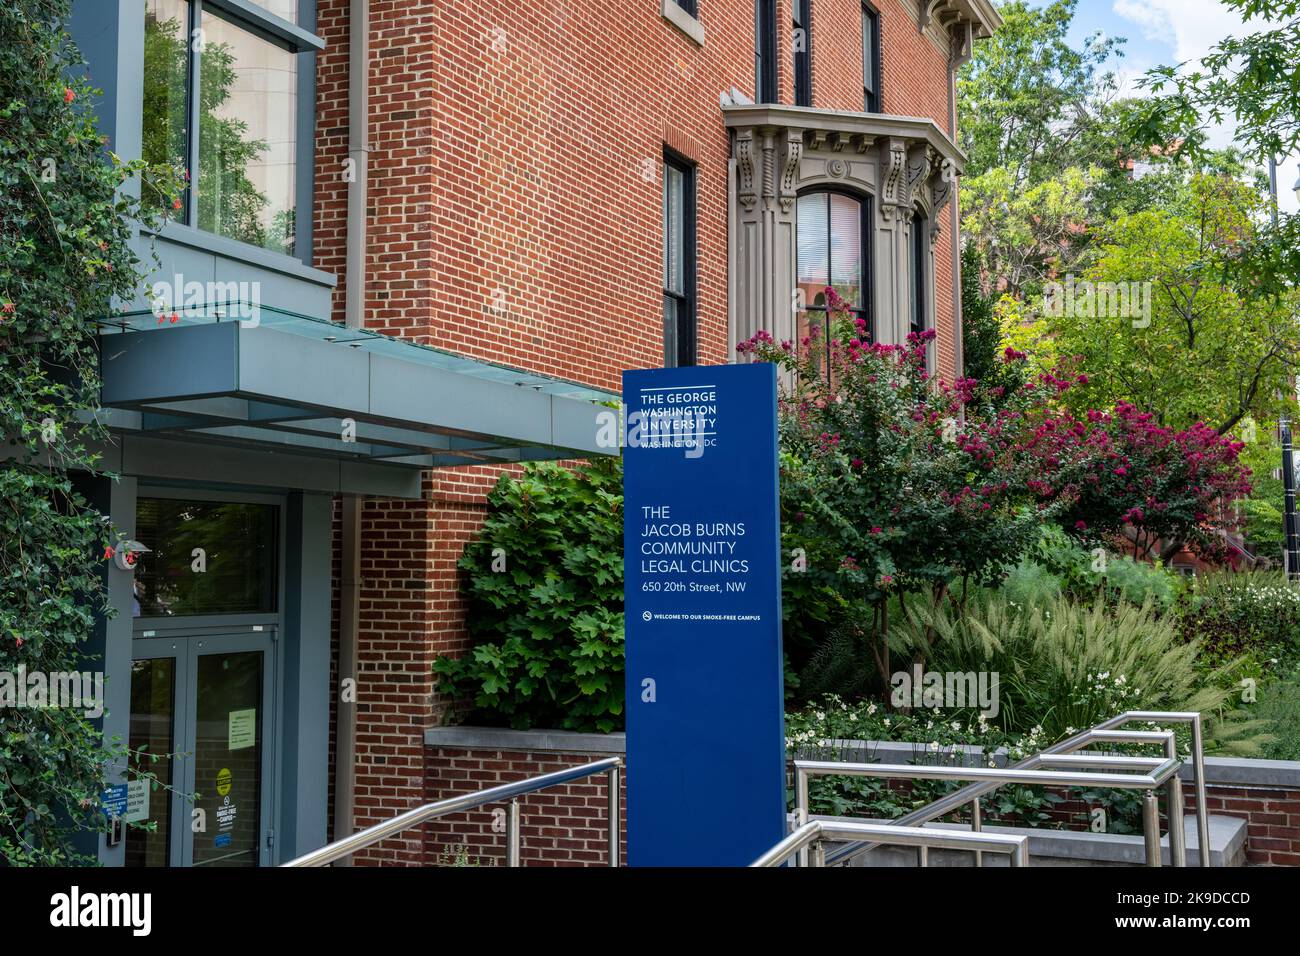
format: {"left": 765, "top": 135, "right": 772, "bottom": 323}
{"left": 98, "top": 307, "right": 618, "bottom": 485}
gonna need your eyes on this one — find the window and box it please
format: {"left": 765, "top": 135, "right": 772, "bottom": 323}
{"left": 133, "top": 498, "right": 278, "bottom": 617}
{"left": 797, "top": 190, "right": 871, "bottom": 375}
{"left": 247, "top": 0, "right": 298, "bottom": 22}
{"left": 663, "top": 152, "right": 697, "bottom": 367}
{"left": 910, "top": 207, "right": 928, "bottom": 338}
{"left": 862, "top": 3, "right": 881, "bottom": 112}
{"left": 671, "top": 0, "right": 698, "bottom": 15}
{"left": 793, "top": 0, "right": 812, "bottom": 107}
{"left": 755, "top": 0, "right": 777, "bottom": 103}
{"left": 142, "top": 0, "right": 300, "bottom": 256}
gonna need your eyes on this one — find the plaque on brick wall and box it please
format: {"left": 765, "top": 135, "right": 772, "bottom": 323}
{"left": 622, "top": 362, "right": 785, "bottom": 866}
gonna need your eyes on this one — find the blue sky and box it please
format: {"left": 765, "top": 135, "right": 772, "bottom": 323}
{"left": 1027, "top": 0, "right": 1300, "bottom": 211}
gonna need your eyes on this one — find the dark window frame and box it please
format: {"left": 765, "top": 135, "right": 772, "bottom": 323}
{"left": 755, "top": 0, "right": 778, "bottom": 104}
{"left": 797, "top": 187, "right": 875, "bottom": 382}
{"left": 862, "top": 2, "right": 881, "bottom": 113}
{"left": 910, "top": 205, "right": 929, "bottom": 340}
{"left": 793, "top": 0, "right": 812, "bottom": 107}
{"left": 144, "top": 0, "right": 320, "bottom": 262}
{"left": 662, "top": 148, "right": 698, "bottom": 368}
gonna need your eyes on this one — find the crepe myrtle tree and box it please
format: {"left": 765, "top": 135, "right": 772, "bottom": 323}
{"left": 1023, "top": 400, "right": 1253, "bottom": 563}
{"left": 0, "top": 0, "right": 179, "bottom": 864}
{"left": 739, "top": 289, "right": 1060, "bottom": 687}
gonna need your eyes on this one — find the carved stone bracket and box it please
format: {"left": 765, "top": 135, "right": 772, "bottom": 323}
{"left": 779, "top": 130, "right": 802, "bottom": 213}
{"left": 879, "top": 137, "right": 908, "bottom": 220}
{"left": 736, "top": 129, "right": 756, "bottom": 211}
{"left": 930, "top": 173, "right": 956, "bottom": 243}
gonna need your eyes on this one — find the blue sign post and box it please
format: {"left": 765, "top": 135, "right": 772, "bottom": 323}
{"left": 622, "top": 362, "right": 786, "bottom": 866}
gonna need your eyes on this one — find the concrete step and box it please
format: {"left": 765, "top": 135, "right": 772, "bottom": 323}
{"left": 812, "top": 813, "right": 1248, "bottom": 867}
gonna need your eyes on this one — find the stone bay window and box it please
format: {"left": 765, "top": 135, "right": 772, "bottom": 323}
{"left": 725, "top": 106, "right": 958, "bottom": 368}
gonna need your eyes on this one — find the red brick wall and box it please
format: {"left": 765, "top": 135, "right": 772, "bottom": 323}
{"left": 1190, "top": 785, "right": 1300, "bottom": 867}
{"left": 313, "top": 0, "right": 965, "bottom": 863}
{"left": 423, "top": 748, "right": 626, "bottom": 866}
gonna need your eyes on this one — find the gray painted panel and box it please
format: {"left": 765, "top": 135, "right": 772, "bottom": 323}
{"left": 118, "top": 434, "right": 423, "bottom": 498}
{"left": 102, "top": 322, "right": 239, "bottom": 403}
{"left": 550, "top": 395, "right": 606, "bottom": 455}
{"left": 237, "top": 326, "right": 369, "bottom": 412}
{"left": 368, "top": 353, "right": 552, "bottom": 441}
{"left": 279, "top": 492, "right": 331, "bottom": 859}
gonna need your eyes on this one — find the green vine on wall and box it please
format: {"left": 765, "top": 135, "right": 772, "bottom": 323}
{"left": 0, "top": 0, "right": 179, "bottom": 864}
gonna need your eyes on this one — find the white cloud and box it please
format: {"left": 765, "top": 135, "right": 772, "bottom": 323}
{"left": 1112, "top": 0, "right": 1268, "bottom": 65}
{"left": 1112, "top": 0, "right": 1299, "bottom": 211}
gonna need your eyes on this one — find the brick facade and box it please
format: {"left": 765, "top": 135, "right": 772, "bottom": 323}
{"left": 422, "top": 746, "right": 626, "bottom": 867}
{"left": 313, "top": 0, "right": 976, "bottom": 862}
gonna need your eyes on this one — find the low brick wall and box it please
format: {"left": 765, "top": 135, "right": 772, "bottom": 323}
{"left": 423, "top": 728, "right": 626, "bottom": 867}
{"left": 418, "top": 731, "right": 1300, "bottom": 866}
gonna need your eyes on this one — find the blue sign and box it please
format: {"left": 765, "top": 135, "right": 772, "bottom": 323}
{"left": 101, "top": 783, "right": 128, "bottom": 818}
{"left": 623, "top": 363, "right": 785, "bottom": 866}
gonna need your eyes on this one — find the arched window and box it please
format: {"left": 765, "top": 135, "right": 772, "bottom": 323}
{"left": 796, "top": 190, "right": 872, "bottom": 374}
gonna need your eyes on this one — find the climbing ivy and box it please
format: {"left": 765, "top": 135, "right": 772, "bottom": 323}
{"left": 0, "top": 0, "right": 178, "bottom": 864}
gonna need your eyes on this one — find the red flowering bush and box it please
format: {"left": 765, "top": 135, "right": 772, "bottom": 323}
{"left": 742, "top": 289, "right": 1254, "bottom": 685}
{"left": 1022, "top": 403, "right": 1252, "bottom": 561}
{"left": 740, "top": 289, "right": 1056, "bottom": 682}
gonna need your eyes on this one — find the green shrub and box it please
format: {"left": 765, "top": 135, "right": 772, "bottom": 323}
{"left": 1175, "top": 572, "right": 1300, "bottom": 665}
{"left": 433, "top": 459, "right": 624, "bottom": 732}
{"left": 1252, "top": 664, "right": 1300, "bottom": 761}
{"left": 1012, "top": 525, "right": 1181, "bottom": 611}
{"left": 896, "top": 592, "right": 1238, "bottom": 742}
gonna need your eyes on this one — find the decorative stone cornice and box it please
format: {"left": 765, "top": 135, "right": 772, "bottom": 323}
{"left": 918, "top": 0, "right": 1001, "bottom": 41}
{"left": 723, "top": 105, "right": 964, "bottom": 169}
{"left": 724, "top": 105, "right": 965, "bottom": 224}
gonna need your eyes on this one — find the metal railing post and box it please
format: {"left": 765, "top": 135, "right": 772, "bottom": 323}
{"left": 1190, "top": 716, "right": 1211, "bottom": 866}
{"left": 1142, "top": 790, "right": 1161, "bottom": 867}
{"left": 917, "top": 845, "right": 929, "bottom": 867}
{"left": 506, "top": 799, "right": 521, "bottom": 867}
{"left": 606, "top": 764, "right": 620, "bottom": 867}
{"left": 811, "top": 840, "right": 825, "bottom": 868}
{"left": 795, "top": 766, "right": 810, "bottom": 868}
{"left": 1167, "top": 773, "right": 1186, "bottom": 868}
{"left": 971, "top": 798, "right": 983, "bottom": 868}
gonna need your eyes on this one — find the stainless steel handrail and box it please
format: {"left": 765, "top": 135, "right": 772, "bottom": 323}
{"left": 817, "top": 711, "right": 1209, "bottom": 867}
{"left": 751, "top": 819, "right": 1030, "bottom": 868}
{"left": 794, "top": 746, "right": 1184, "bottom": 868}
{"left": 281, "top": 756, "right": 622, "bottom": 867}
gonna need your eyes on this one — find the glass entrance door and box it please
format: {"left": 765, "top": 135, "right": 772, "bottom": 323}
{"left": 126, "top": 632, "right": 276, "bottom": 867}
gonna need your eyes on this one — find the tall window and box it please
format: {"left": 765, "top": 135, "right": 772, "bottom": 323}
{"left": 862, "top": 3, "right": 881, "bottom": 112}
{"left": 756, "top": 0, "right": 777, "bottom": 103}
{"left": 910, "top": 208, "right": 929, "bottom": 339}
{"left": 793, "top": 0, "right": 812, "bottom": 107}
{"left": 143, "top": 0, "right": 300, "bottom": 256}
{"left": 797, "top": 190, "right": 871, "bottom": 376}
{"left": 663, "top": 152, "right": 697, "bottom": 367}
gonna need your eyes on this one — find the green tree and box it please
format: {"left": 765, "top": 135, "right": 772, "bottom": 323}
{"left": 0, "top": 0, "right": 179, "bottom": 864}
{"left": 1052, "top": 174, "right": 1300, "bottom": 435}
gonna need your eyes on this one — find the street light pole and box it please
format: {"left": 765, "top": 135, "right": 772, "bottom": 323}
{"left": 1284, "top": 418, "right": 1300, "bottom": 580}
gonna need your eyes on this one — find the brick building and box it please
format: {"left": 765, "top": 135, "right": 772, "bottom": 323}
{"left": 65, "top": 0, "right": 997, "bottom": 867}
{"left": 311, "top": 0, "right": 1000, "bottom": 863}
